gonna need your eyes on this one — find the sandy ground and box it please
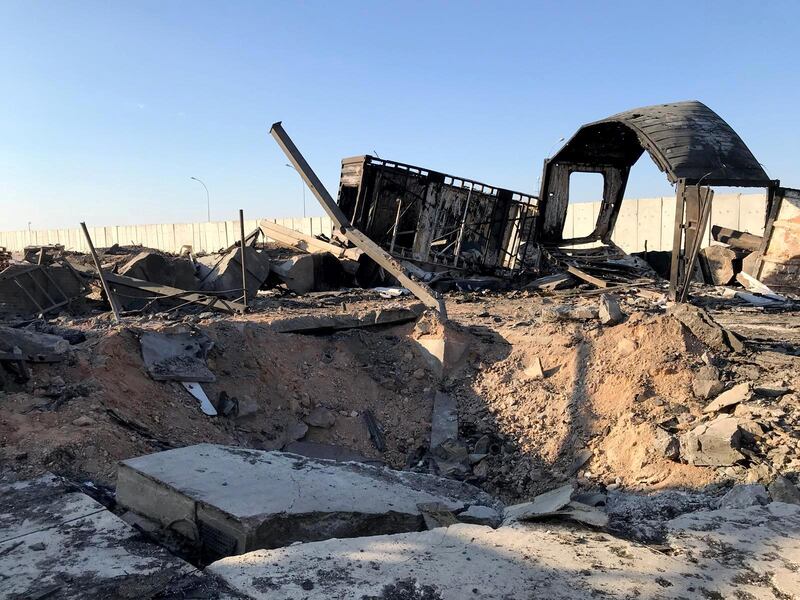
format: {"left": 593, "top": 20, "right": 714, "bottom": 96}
{"left": 1, "top": 287, "right": 799, "bottom": 506}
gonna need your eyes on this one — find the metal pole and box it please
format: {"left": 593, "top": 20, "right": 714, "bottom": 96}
{"left": 190, "top": 177, "right": 211, "bottom": 222}
{"left": 239, "top": 209, "right": 248, "bottom": 308}
{"left": 80, "top": 222, "right": 121, "bottom": 323}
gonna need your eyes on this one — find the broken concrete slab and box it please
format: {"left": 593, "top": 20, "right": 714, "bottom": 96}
{"left": 120, "top": 250, "right": 197, "bottom": 291}
{"left": 140, "top": 328, "right": 215, "bottom": 382}
{"left": 522, "top": 355, "right": 545, "bottom": 380}
{"left": 0, "top": 474, "right": 194, "bottom": 599}
{"left": 503, "top": 484, "right": 574, "bottom": 523}
{"left": 116, "top": 444, "right": 499, "bottom": 557}
{"left": 692, "top": 365, "right": 724, "bottom": 399}
{"left": 456, "top": 504, "right": 502, "bottom": 528}
{"left": 680, "top": 416, "right": 744, "bottom": 466}
{"left": 210, "top": 503, "right": 800, "bottom": 599}
{"left": 703, "top": 382, "right": 752, "bottom": 414}
{"left": 598, "top": 293, "right": 625, "bottom": 325}
{"left": 199, "top": 246, "right": 271, "bottom": 300}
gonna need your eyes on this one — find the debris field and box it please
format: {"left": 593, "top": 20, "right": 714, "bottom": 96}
{"left": 1, "top": 100, "right": 800, "bottom": 599}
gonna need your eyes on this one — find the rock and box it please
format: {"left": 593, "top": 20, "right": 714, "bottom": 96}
{"left": 691, "top": 365, "right": 723, "bottom": 399}
{"left": 304, "top": 407, "right": 336, "bottom": 429}
{"left": 598, "top": 294, "right": 625, "bottom": 326}
{"left": 117, "top": 444, "right": 499, "bottom": 554}
{"left": 715, "top": 484, "right": 769, "bottom": 509}
{"left": 71, "top": 416, "right": 95, "bottom": 427}
{"left": 616, "top": 338, "right": 637, "bottom": 357}
{"left": 413, "top": 368, "right": 426, "bottom": 380}
{"left": 457, "top": 504, "right": 502, "bottom": 528}
{"left": 703, "top": 382, "right": 752, "bottom": 414}
{"left": 235, "top": 395, "right": 261, "bottom": 420}
{"left": 653, "top": 427, "right": 679, "bottom": 461}
{"left": 430, "top": 391, "right": 458, "bottom": 449}
{"left": 0, "top": 326, "right": 70, "bottom": 357}
{"left": 754, "top": 383, "right": 791, "bottom": 398}
{"left": 522, "top": 356, "right": 544, "bottom": 380}
{"left": 667, "top": 304, "right": 745, "bottom": 353}
{"left": 768, "top": 476, "right": 800, "bottom": 505}
{"left": 680, "top": 416, "right": 743, "bottom": 466}
{"left": 283, "top": 419, "right": 309, "bottom": 444}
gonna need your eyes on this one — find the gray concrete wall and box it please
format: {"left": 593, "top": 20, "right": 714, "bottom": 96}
{"left": 0, "top": 193, "right": 767, "bottom": 255}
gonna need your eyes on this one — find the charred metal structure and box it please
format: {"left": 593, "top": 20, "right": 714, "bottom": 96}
{"left": 337, "top": 156, "right": 539, "bottom": 275}
{"left": 534, "top": 100, "right": 798, "bottom": 298}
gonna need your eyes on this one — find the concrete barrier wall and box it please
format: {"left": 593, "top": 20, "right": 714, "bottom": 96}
{"left": 0, "top": 193, "right": 767, "bottom": 255}
{"left": 0, "top": 216, "right": 336, "bottom": 254}
{"left": 563, "top": 192, "right": 767, "bottom": 253}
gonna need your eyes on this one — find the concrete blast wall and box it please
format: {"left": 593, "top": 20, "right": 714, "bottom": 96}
{"left": 0, "top": 193, "right": 766, "bottom": 255}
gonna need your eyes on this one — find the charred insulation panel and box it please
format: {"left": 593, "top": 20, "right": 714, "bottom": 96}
{"left": 337, "top": 156, "right": 539, "bottom": 274}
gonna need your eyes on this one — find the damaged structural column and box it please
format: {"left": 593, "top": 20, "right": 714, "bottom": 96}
{"left": 269, "top": 122, "right": 447, "bottom": 319}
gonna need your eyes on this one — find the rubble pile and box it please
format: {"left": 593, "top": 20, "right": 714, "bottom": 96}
{"left": 2, "top": 100, "right": 800, "bottom": 598}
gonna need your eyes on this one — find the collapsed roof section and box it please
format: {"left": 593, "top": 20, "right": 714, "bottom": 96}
{"left": 537, "top": 100, "right": 772, "bottom": 243}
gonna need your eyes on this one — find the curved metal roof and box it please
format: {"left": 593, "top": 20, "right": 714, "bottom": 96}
{"left": 551, "top": 101, "right": 770, "bottom": 186}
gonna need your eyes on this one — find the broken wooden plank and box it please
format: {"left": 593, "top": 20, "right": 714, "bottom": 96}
{"left": 259, "top": 220, "right": 361, "bottom": 261}
{"left": 564, "top": 265, "right": 611, "bottom": 289}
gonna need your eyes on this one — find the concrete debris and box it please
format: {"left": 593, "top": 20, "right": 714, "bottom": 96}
{"left": 0, "top": 474, "right": 194, "bottom": 599}
{"left": 715, "top": 483, "right": 770, "bottom": 509}
{"left": 653, "top": 427, "right": 680, "bottom": 460}
{"left": 699, "top": 244, "right": 737, "bottom": 285}
{"left": 199, "top": 246, "right": 271, "bottom": 299}
{"left": 524, "top": 273, "right": 575, "bottom": 291}
{"left": 456, "top": 504, "right": 502, "bottom": 528}
{"left": 117, "top": 444, "right": 499, "bottom": 556}
{"left": 692, "top": 365, "right": 724, "bottom": 399}
{"left": 703, "top": 382, "right": 752, "bottom": 414}
{"left": 120, "top": 250, "right": 197, "bottom": 291}
{"left": 283, "top": 441, "right": 384, "bottom": 466}
{"left": 598, "top": 293, "right": 625, "bottom": 325}
{"left": 210, "top": 502, "right": 800, "bottom": 599}
{"left": 667, "top": 303, "right": 745, "bottom": 352}
{"left": 503, "top": 484, "right": 574, "bottom": 523}
{"left": 270, "top": 252, "right": 345, "bottom": 295}
{"left": 768, "top": 476, "right": 800, "bottom": 504}
{"left": 0, "top": 325, "right": 70, "bottom": 358}
{"left": 181, "top": 381, "right": 218, "bottom": 416}
{"left": 681, "top": 416, "right": 744, "bottom": 466}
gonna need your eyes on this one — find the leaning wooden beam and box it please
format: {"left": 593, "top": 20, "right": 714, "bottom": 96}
{"left": 564, "top": 265, "right": 611, "bottom": 289}
{"left": 104, "top": 272, "right": 246, "bottom": 314}
{"left": 268, "top": 122, "right": 446, "bottom": 319}
{"left": 80, "top": 222, "right": 122, "bottom": 323}
{"left": 345, "top": 229, "right": 447, "bottom": 317}
{"left": 259, "top": 219, "right": 362, "bottom": 260}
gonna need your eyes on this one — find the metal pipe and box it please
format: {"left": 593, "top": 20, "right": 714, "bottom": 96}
{"left": 239, "top": 209, "right": 248, "bottom": 308}
{"left": 80, "top": 222, "right": 121, "bottom": 323}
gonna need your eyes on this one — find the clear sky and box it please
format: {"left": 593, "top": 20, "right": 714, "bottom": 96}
{"left": 1, "top": 1, "right": 798, "bottom": 231}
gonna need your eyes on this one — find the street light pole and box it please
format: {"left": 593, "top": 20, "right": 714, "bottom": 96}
{"left": 285, "top": 164, "right": 306, "bottom": 218}
{"left": 190, "top": 176, "right": 211, "bottom": 222}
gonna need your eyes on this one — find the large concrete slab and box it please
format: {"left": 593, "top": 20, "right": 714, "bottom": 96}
{"left": 117, "top": 444, "right": 500, "bottom": 557}
{"left": 208, "top": 502, "right": 800, "bottom": 599}
{"left": 0, "top": 474, "right": 195, "bottom": 599}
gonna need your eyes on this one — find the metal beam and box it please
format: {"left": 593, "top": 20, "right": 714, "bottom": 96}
{"left": 269, "top": 122, "right": 350, "bottom": 230}
{"left": 268, "top": 122, "right": 447, "bottom": 319}
{"left": 80, "top": 222, "right": 122, "bottom": 323}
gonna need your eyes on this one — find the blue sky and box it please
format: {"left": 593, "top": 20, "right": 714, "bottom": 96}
{"left": 1, "top": 1, "right": 798, "bottom": 231}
